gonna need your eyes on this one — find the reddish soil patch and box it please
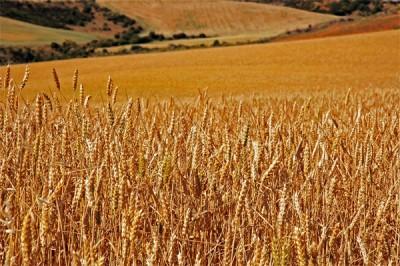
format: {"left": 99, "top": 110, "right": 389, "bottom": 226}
{"left": 276, "top": 14, "right": 400, "bottom": 42}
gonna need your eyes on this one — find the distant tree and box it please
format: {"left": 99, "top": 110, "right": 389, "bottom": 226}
{"left": 330, "top": 2, "right": 346, "bottom": 15}
{"left": 372, "top": 0, "right": 383, "bottom": 13}
{"left": 172, "top": 33, "right": 188, "bottom": 39}
{"left": 213, "top": 40, "right": 221, "bottom": 47}
{"left": 50, "top": 42, "right": 60, "bottom": 50}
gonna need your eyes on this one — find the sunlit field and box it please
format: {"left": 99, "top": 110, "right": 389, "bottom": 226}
{"left": 98, "top": 0, "right": 336, "bottom": 36}
{"left": 0, "top": 58, "right": 400, "bottom": 264}
{"left": 1, "top": 0, "right": 400, "bottom": 259}
{"left": 8, "top": 30, "right": 400, "bottom": 102}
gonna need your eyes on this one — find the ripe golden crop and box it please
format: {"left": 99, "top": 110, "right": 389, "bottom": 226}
{"left": 0, "top": 66, "right": 399, "bottom": 265}
{"left": 10, "top": 30, "right": 400, "bottom": 101}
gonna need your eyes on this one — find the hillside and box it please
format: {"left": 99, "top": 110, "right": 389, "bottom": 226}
{"left": 1, "top": 0, "right": 342, "bottom": 62}
{"left": 98, "top": 0, "right": 337, "bottom": 38}
{"left": 0, "top": 0, "right": 141, "bottom": 47}
{"left": 9, "top": 30, "right": 400, "bottom": 99}
{"left": 0, "top": 17, "right": 97, "bottom": 46}
{"left": 276, "top": 14, "right": 400, "bottom": 42}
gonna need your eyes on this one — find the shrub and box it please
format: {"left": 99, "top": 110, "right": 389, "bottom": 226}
{"left": 213, "top": 40, "right": 221, "bottom": 46}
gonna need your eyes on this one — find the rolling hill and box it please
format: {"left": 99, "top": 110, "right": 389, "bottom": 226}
{"left": 276, "top": 14, "right": 400, "bottom": 42}
{"left": 98, "top": 0, "right": 337, "bottom": 40}
{"left": 8, "top": 30, "right": 400, "bottom": 100}
{"left": 0, "top": 16, "right": 97, "bottom": 46}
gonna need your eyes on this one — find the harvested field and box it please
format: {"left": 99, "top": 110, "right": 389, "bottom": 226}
{"left": 0, "top": 17, "right": 97, "bottom": 46}
{"left": 99, "top": 0, "right": 336, "bottom": 37}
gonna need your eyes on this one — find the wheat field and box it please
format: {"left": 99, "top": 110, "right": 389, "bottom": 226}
{"left": 0, "top": 65, "right": 399, "bottom": 265}
{"left": 10, "top": 30, "right": 400, "bottom": 100}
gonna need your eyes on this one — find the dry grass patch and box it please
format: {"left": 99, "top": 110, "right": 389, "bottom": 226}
{"left": 0, "top": 17, "right": 97, "bottom": 46}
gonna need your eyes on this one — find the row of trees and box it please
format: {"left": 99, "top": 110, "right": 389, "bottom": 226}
{"left": 241, "top": 0, "right": 384, "bottom": 16}
{"left": 329, "top": 0, "right": 383, "bottom": 16}
{"left": 0, "top": 29, "right": 209, "bottom": 64}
